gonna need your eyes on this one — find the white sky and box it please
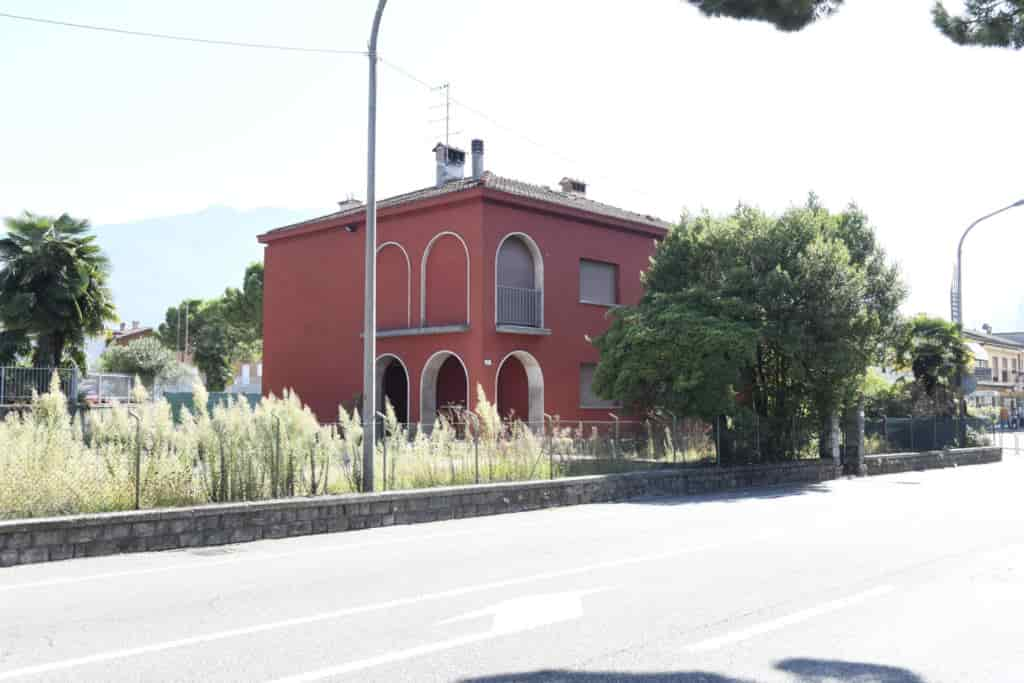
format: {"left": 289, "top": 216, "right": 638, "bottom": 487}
{"left": 1, "top": 0, "right": 1021, "bottom": 330}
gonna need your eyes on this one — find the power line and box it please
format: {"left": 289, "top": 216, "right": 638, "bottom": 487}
{"left": 1, "top": 10, "right": 664, "bottom": 207}
{"left": 0, "top": 11, "right": 366, "bottom": 56}
{"left": 380, "top": 58, "right": 662, "bottom": 203}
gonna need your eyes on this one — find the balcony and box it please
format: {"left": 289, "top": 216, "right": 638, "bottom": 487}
{"left": 497, "top": 285, "right": 546, "bottom": 333}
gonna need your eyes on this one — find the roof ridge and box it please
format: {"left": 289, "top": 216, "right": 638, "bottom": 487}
{"left": 262, "top": 171, "right": 670, "bottom": 238}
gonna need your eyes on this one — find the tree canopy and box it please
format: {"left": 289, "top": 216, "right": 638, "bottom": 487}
{"left": 686, "top": 0, "right": 843, "bottom": 32}
{"left": 933, "top": 1, "right": 1024, "bottom": 48}
{"left": 592, "top": 197, "right": 905, "bottom": 460}
{"left": 893, "top": 315, "right": 971, "bottom": 416}
{"left": 99, "top": 337, "right": 185, "bottom": 390}
{"left": 686, "top": 0, "right": 1024, "bottom": 48}
{"left": 0, "top": 212, "right": 117, "bottom": 370}
{"left": 156, "top": 262, "right": 263, "bottom": 391}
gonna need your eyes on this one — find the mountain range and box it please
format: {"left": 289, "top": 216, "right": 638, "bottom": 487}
{"left": 93, "top": 206, "right": 324, "bottom": 329}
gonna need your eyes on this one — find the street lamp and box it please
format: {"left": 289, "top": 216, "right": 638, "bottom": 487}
{"left": 362, "top": 0, "right": 387, "bottom": 493}
{"left": 952, "top": 198, "right": 1024, "bottom": 446}
{"left": 953, "top": 198, "right": 1024, "bottom": 325}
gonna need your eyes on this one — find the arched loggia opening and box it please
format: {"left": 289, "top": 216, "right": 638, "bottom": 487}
{"left": 375, "top": 354, "right": 409, "bottom": 424}
{"left": 420, "top": 350, "right": 469, "bottom": 429}
{"left": 495, "top": 350, "right": 544, "bottom": 427}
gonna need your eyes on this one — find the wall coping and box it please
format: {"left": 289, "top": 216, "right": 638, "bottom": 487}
{"left": 864, "top": 446, "right": 997, "bottom": 461}
{"left": 0, "top": 459, "right": 836, "bottom": 533}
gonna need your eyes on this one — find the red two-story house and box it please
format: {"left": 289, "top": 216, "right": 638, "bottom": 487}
{"left": 258, "top": 140, "right": 670, "bottom": 426}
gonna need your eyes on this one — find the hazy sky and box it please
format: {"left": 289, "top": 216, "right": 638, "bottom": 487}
{"left": 1, "top": 0, "right": 1021, "bottom": 331}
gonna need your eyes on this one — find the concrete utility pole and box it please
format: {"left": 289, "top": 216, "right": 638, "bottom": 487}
{"left": 953, "top": 199, "right": 1024, "bottom": 325}
{"left": 362, "top": 0, "right": 387, "bottom": 493}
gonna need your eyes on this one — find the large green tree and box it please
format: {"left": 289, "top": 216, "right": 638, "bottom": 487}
{"left": 593, "top": 197, "right": 905, "bottom": 460}
{"left": 892, "top": 315, "right": 971, "bottom": 416}
{"left": 222, "top": 262, "right": 263, "bottom": 344}
{"left": 686, "top": 0, "right": 843, "bottom": 32}
{"left": 686, "top": 0, "right": 1024, "bottom": 48}
{"left": 99, "top": 336, "right": 185, "bottom": 390}
{"left": 933, "top": 1, "right": 1024, "bottom": 48}
{"left": 155, "top": 262, "right": 263, "bottom": 391}
{"left": 0, "top": 212, "right": 117, "bottom": 370}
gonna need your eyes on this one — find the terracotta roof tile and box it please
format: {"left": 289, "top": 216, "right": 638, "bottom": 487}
{"left": 264, "top": 172, "right": 672, "bottom": 236}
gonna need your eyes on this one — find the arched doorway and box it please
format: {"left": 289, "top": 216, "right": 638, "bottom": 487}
{"left": 375, "top": 355, "right": 409, "bottom": 423}
{"left": 495, "top": 350, "right": 544, "bottom": 426}
{"left": 496, "top": 234, "right": 544, "bottom": 328}
{"left": 420, "top": 350, "right": 469, "bottom": 429}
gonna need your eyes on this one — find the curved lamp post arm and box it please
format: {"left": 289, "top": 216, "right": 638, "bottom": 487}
{"left": 954, "top": 198, "right": 1024, "bottom": 325}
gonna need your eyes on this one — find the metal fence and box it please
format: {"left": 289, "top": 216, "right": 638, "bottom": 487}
{"left": 345, "top": 418, "right": 722, "bottom": 492}
{"left": 78, "top": 373, "right": 134, "bottom": 403}
{"left": 0, "top": 367, "right": 136, "bottom": 407}
{"left": 496, "top": 285, "right": 543, "bottom": 327}
{"left": 0, "top": 366, "right": 78, "bottom": 405}
{"left": 860, "top": 415, "right": 996, "bottom": 455}
{"left": 164, "top": 391, "right": 262, "bottom": 422}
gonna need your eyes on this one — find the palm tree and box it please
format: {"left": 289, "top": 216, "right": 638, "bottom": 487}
{"left": 0, "top": 212, "right": 117, "bottom": 369}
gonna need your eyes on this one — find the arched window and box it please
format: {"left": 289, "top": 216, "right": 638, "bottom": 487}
{"left": 496, "top": 234, "right": 543, "bottom": 328}
{"left": 497, "top": 237, "right": 534, "bottom": 290}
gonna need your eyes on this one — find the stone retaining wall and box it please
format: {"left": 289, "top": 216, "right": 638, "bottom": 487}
{"left": 864, "top": 446, "right": 1002, "bottom": 475}
{"left": 0, "top": 448, "right": 1002, "bottom": 568}
{"left": 0, "top": 460, "right": 839, "bottom": 568}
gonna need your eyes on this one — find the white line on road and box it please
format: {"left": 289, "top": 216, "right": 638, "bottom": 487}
{"left": 0, "top": 537, "right": 745, "bottom": 681}
{"left": 0, "top": 504, "right": 633, "bottom": 595}
{"left": 270, "top": 630, "right": 499, "bottom": 682}
{"left": 0, "top": 529, "right": 477, "bottom": 594}
{"left": 270, "top": 588, "right": 609, "bottom": 683}
{"left": 685, "top": 585, "right": 895, "bottom": 653}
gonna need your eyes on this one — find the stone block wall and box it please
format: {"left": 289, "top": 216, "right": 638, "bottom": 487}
{"left": 0, "top": 449, "right": 1003, "bottom": 569}
{"left": 864, "top": 446, "right": 1002, "bottom": 475}
{"left": 0, "top": 460, "right": 839, "bottom": 568}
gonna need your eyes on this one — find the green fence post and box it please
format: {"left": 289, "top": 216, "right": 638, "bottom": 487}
{"left": 128, "top": 409, "right": 141, "bottom": 510}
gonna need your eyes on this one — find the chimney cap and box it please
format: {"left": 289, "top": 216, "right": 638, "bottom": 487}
{"left": 559, "top": 177, "right": 587, "bottom": 195}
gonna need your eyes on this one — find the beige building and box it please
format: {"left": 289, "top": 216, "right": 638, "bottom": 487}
{"left": 964, "top": 329, "right": 1024, "bottom": 414}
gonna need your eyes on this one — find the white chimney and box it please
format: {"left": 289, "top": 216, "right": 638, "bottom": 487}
{"left": 471, "top": 139, "right": 484, "bottom": 180}
{"left": 433, "top": 143, "right": 465, "bottom": 187}
{"left": 559, "top": 177, "right": 586, "bottom": 196}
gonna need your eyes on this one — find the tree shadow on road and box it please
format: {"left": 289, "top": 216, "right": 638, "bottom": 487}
{"left": 458, "top": 658, "right": 925, "bottom": 682}
{"left": 625, "top": 481, "right": 835, "bottom": 508}
{"left": 776, "top": 657, "right": 925, "bottom": 682}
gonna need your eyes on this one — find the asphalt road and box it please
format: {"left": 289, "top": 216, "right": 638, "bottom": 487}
{"left": 2, "top": 456, "right": 1023, "bottom": 682}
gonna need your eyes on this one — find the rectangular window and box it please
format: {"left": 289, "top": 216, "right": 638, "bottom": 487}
{"left": 579, "top": 363, "right": 619, "bottom": 408}
{"left": 257, "top": 363, "right": 263, "bottom": 378}
{"left": 579, "top": 259, "right": 619, "bottom": 306}
{"left": 241, "top": 364, "right": 250, "bottom": 385}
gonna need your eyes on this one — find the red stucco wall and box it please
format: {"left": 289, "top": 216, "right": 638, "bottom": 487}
{"left": 377, "top": 244, "right": 409, "bottom": 330}
{"left": 260, "top": 188, "right": 660, "bottom": 425}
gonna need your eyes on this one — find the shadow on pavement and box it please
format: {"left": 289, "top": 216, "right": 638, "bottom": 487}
{"left": 459, "top": 658, "right": 925, "bottom": 682}
{"left": 626, "top": 481, "right": 834, "bottom": 507}
{"left": 458, "top": 670, "right": 752, "bottom": 682}
{"left": 776, "top": 657, "right": 925, "bottom": 682}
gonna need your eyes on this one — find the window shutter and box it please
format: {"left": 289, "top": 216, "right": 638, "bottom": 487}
{"left": 579, "top": 363, "right": 618, "bottom": 408}
{"left": 579, "top": 260, "right": 618, "bottom": 305}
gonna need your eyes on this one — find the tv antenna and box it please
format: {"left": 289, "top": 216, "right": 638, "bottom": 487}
{"left": 430, "top": 82, "right": 461, "bottom": 146}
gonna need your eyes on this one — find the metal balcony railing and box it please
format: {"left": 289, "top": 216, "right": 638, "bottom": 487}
{"left": 497, "top": 285, "right": 543, "bottom": 328}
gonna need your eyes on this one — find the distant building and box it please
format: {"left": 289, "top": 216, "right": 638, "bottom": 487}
{"left": 258, "top": 140, "right": 671, "bottom": 425}
{"left": 226, "top": 360, "right": 262, "bottom": 395}
{"left": 964, "top": 329, "right": 1024, "bottom": 412}
{"left": 110, "top": 321, "right": 154, "bottom": 347}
